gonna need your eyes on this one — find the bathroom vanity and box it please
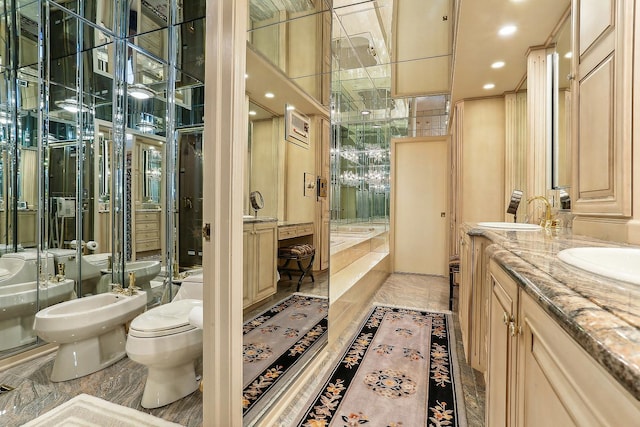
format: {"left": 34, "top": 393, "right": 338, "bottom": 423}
{"left": 460, "top": 224, "right": 640, "bottom": 425}
{"left": 243, "top": 218, "right": 278, "bottom": 309}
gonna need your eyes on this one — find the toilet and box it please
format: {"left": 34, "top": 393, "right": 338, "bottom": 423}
{"left": 33, "top": 290, "right": 147, "bottom": 382}
{"left": 126, "top": 273, "right": 203, "bottom": 408}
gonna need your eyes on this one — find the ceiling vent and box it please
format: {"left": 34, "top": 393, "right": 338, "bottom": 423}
{"left": 357, "top": 88, "right": 395, "bottom": 111}
{"left": 332, "top": 35, "right": 378, "bottom": 70}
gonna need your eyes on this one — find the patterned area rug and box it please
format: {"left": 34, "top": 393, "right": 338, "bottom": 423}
{"left": 296, "top": 305, "right": 467, "bottom": 426}
{"left": 243, "top": 293, "right": 329, "bottom": 420}
{"left": 22, "top": 393, "right": 182, "bottom": 426}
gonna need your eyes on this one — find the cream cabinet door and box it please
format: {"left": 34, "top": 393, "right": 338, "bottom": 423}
{"left": 253, "top": 222, "right": 277, "bottom": 302}
{"left": 486, "top": 260, "right": 518, "bottom": 427}
{"left": 573, "top": 0, "right": 633, "bottom": 216}
{"left": 470, "top": 236, "right": 489, "bottom": 374}
{"left": 458, "top": 230, "right": 472, "bottom": 362}
{"left": 242, "top": 224, "right": 252, "bottom": 308}
{"left": 517, "top": 291, "right": 640, "bottom": 426}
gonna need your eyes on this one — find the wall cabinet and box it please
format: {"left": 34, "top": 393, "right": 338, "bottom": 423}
{"left": 487, "top": 259, "right": 640, "bottom": 426}
{"left": 243, "top": 220, "right": 277, "bottom": 309}
{"left": 572, "top": 0, "right": 633, "bottom": 216}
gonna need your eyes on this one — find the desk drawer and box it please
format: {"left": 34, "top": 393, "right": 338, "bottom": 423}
{"left": 278, "top": 227, "right": 297, "bottom": 240}
{"left": 296, "top": 224, "right": 313, "bottom": 236}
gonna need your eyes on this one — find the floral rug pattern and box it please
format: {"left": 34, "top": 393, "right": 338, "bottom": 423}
{"left": 243, "top": 294, "right": 328, "bottom": 419}
{"left": 297, "top": 306, "right": 465, "bottom": 427}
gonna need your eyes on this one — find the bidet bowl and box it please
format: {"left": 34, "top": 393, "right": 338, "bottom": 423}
{"left": 0, "top": 279, "right": 75, "bottom": 321}
{"left": 0, "top": 252, "right": 55, "bottom": 286}
{"left": 33, "top": 291, "right": 147, "bottom": 381}
{"left": 34, "top": 291, "right": 147, "bottom": 343}
{"left": 558, "top": 247, "right": 640, "bottom": 285}
{"left": 0, "top": 279, "right": 75, "bottom": 351}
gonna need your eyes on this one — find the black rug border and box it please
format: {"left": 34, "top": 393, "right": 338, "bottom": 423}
{"left": 243, "top": 293, "right": 329, "bottom": 421}
{"left": 294, "top": 304, "right": 468, "bottom": 427}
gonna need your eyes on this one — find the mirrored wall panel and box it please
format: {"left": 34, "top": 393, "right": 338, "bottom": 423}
{"left": 0, "top": 0, "right": 206, "bottom": 361}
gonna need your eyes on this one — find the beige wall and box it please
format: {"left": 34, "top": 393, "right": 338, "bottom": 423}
{"left": 250, "top": 119, "right": 279, "bottom": 218}
{"left": 458, "top": 98, "right": 506, "bottom": 224}
{"left": 283, "top": 123, "right": 317, "bottom": 223}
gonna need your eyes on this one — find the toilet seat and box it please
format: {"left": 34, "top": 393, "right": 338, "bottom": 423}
{"left": 129, "top": 299, "right": 202, "bottom": 338}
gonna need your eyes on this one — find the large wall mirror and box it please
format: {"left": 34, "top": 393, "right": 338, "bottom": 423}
{"left": 550, "top": 12, "right": 572, "bottom": 195}
{"left": 243, "top": 1, "right": 331, "bottom": 424}
{"left": 0, "top": 0, "right": 207, "bottom": 361}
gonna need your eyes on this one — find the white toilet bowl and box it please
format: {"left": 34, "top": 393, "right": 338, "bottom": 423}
{"left": 126, "top": 298, "right": 203, "bottom": 408}
{"left": 0, "top": 278, "right": 75, "bottom": 351}
{"left": 33, "top": 291, "right": 147, "bottom": 381}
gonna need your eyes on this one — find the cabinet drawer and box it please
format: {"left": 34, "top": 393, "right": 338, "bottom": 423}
{"left": 137, "top": 240, "right": 160, "bottom": 251}
{"left": 136, "top": 231, "right": 158, "bottom": 241}
{"left": 136, "top": 222, "right": 159, "bottom": 231}
{"left": 137, "top": 212, "right": 160, "bottom": 222}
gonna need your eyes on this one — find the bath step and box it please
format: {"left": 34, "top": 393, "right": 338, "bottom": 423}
{"left": 330, "top": 252, "right": 388, "bottom": 301}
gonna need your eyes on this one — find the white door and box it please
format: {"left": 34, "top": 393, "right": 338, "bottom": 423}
{"left": 392, "top": 137, "right": 448, "bottom": 275}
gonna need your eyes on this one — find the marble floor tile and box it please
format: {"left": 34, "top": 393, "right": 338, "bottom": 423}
{"left": 0, "top": 272, "right": 484, "bottom": 427}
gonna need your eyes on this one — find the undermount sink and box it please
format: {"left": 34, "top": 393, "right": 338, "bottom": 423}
{"left": 558, "top": 247, "right": 640, "bottom": 285}
{"left": 476, "top": 222, "right": 542, "bottom": 231}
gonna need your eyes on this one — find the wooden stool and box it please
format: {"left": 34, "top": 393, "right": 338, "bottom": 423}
{"left": 449, "top": 255, "right": 460, "bottom": 311}
{"left": 278, "top": 244, "right": 315, "bottom": 291}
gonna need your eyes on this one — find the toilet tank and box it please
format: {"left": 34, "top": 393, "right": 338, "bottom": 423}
{"left": 173, "top": 273, "right": 203, "bottom": 301}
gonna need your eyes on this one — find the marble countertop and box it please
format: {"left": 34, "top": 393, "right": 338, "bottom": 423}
{"left": 277, "top": 220, "right": 313, "bottom": 227}
{"left": 243, "top": 216, "right": 277, "bottom": 223}
{"left": 463, "top": 224, "right": 640, "bottom": 400}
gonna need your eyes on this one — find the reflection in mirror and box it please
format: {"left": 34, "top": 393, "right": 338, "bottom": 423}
{"left": 0, "top": 0, "right": 206, "bottom": 374}
{"left": 244, "top": 2, "right": 332, "bottom": 423}
{"left": 550, "top": 12, "right": 572, "bottom": 191}
{"left": 177, "top": 127, "right": 204, "bottom": 271}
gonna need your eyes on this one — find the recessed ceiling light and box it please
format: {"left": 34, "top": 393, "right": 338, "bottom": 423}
{"left": 128, "top": 84, "right": 155, "bottom": 100}
{"left": 55, "top": 99, "right": 82, "bottom": 113}
{"left": 265, "top": 92, "right": 275, "bottom": 98}
{"left": 249, "top": 110, "right": 257, "bottom": 116}
{"left": 361, "top": 110, "right": 371, "bottom": 115}
{"left": 483, "top": 83, "right": 496, "bottom": 90}
{"left": 245, "top": 73, "right": 248, "bottom": 78}
{"left": 491, "top": 61, "right": 505, "bottom": 69}
{"left": 498, "top": 25, "right": 517, "bottom": 37}
{"left": 286, "top": 105, "right": 296, "bottom": 111}
{"left": 564, "top": 52, "right": 573, "bottom": 59}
